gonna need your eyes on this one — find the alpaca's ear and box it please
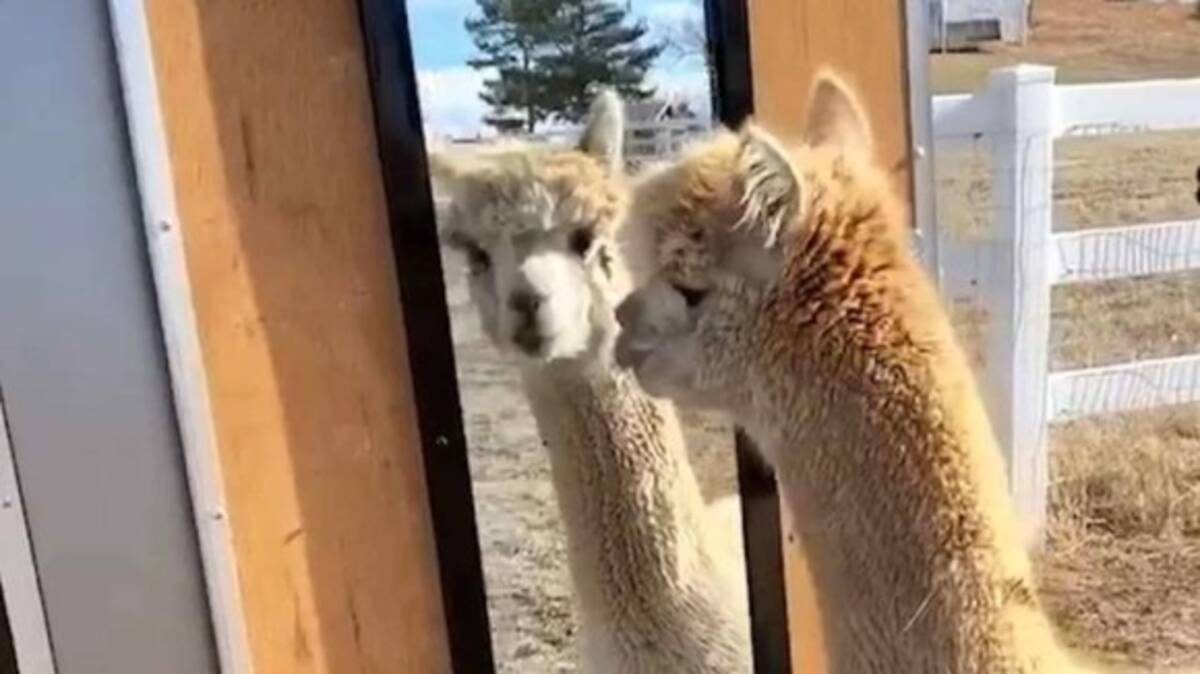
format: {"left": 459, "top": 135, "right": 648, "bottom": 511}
{"left": 426, "top": 150, "right": 467, "bottom": 193}
{"left": 803, "top": 72, "right": 873, "bottom": 152}
{"left": 578, "top": 88, "right": 625, "bottom": 172}
{"left": 735, "top": 124, "right": 801, "bottom": 249}
{"left": 425, "top": 151, "right": 470, "bottom": 244}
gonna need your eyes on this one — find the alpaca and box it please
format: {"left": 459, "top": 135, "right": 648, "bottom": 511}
{"left": 430, "top": 91, "right": 751, "bottom": 673}
{"left": 613, "top": 73, "right": 1090, "bottom": 672}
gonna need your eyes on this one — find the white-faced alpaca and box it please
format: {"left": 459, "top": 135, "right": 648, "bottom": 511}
{"left": 614, "top": 74, "right": 1090, "bottom": 673}
{"left": 430, "top": 91, "right": 751, "bottom": 673}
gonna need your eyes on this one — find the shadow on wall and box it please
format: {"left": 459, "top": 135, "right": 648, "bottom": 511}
{"left": 1, "top": 584, "right": 17, "bottom": 674}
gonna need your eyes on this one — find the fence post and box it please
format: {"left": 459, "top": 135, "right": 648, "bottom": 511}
{"left": 983, "top": 64, "right": 1055, "bottom": 547}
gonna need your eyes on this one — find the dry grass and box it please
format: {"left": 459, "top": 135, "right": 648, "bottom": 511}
{"left": 1054, "top": 132, "right": 1200, "bottom": 234}
{"left": 1039, "top": 532, "right": 1200, "bottom": 669}
{"left": 1050, "top": 408, "right": 1200, "bottom": 540}
{"left": 1042, "top": 406, "right": 1200, "bottom": 668}
{"left": 933, "top": 2, "right": 1200, "bottom": 667}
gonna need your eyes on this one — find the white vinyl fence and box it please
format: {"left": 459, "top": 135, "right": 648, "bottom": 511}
{"left": 624, "top": 116, "right": 707, "bottom": 162}
{"left": 929, "top": 65, "right": 1200, "bottom": 541}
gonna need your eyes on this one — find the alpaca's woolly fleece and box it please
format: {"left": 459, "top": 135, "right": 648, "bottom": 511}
{"left": 616, "top": 73, "right": 1094, "bottom": 673}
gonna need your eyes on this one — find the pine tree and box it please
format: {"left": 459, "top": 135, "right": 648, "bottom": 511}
{"left": 465, "top": 0, "right": 664, "bottom": 131}
{"left": 538, "top": 0, "right": 665, "bottom": 123}
{"left": 465, "top": 0, "right": 562, "bottom": 133}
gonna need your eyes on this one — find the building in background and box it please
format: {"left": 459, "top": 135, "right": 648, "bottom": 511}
{"left": 928, "top": 0, "right": 1030, "bottom": 50}
{"left": 624, "top": 97, "right": 708, "bottom": 167}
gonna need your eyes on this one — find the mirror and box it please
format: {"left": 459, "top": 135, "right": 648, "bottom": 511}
{"left": 406, "top": 0, "right": 747, "bottom": 669}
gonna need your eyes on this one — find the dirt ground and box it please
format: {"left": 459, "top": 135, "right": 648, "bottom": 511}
{"left": 445, "top": 1, "right": 1200, "bottom": 670}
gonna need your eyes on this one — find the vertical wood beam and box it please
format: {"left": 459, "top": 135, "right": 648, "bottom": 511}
{"left": 705, "top": 0, "right": 794, "bottom": 670}
{"left": 355, "top": 0, "right": 498, "bottom": 669}
{"left": 748, "top": 0, "right": 914, "bottom": 199}
{"left": 140, "top": 1, "right": 489, "bottom": 671}
{"left": 743, "top": 1, "right": 916, "bottom": 672}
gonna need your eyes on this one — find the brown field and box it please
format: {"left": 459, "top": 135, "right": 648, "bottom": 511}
{"left": 444, "top": 1, "right": 1200, "bottom": 670}
{"left": 930, "top": 0, "right": 1200, "bottom": 93}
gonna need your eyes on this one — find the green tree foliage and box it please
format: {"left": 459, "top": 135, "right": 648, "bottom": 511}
{"left": 465, "top": 0, "right": 559, "bottom": 132}
{"left": 465, "top": 0, "right": 665, "bottom": 132}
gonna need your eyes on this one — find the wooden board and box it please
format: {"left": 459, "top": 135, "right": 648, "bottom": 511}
{"left": 749, "top": 0, "right": 913, "bottom": 200}
{"left": 142, "top": 1, "right": 454, "bottom": 672}
{"left": 745, "top": 1, "right": 913, "bottom": 671}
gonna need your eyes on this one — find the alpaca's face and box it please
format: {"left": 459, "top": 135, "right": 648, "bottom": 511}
{"left": 613, "top": 130, "right": 779, "bottom": 411}
{"left": 616, "top": 74, "right": 873, "bottom": 413}
{"left": 432, "top": 92, "right": 628, "bottom": 365}
{"left": 441, "top": 177, "right": 620, "bottom": 362}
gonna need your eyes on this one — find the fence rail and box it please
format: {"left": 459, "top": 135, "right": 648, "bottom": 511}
{"left": 1048, "top": 353, "right": 1200, "bottom": 422}
{"left": 932, "top": 75, "right": 1200, "bottom": 142}
{"left": 625, "top": 116, "right": 707, "bottom": 161}
{"left": 930, "top": 65, "right": 1200, "bottom": 542}
{"left": 1055, "top": 78, "right": 1200, "bottom": 138}
{"left": 1050, "top": 218, "right": 1200, "bottom": 284}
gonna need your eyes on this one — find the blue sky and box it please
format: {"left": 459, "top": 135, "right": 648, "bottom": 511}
{"left": 408, "top": 0, "right": 711, "bottom": 136}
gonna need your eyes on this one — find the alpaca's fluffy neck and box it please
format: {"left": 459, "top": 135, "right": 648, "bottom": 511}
{"left": 743, "top": 196, "right": 1074, "bottom": 672}
{"left": 519, "top": 359, "right": 749, "bottom": 670}
{"left": 754, "top": 330, "right": 1072, "bottom": 672}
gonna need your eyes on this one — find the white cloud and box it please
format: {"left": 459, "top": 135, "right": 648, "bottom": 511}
{"left": 417, "top": 66, "right": 492, "bottom": 138}
{"left": 644, "top": 0, "right": 703, "bottom": 25}
{"left": 416, "top": 64, "right": 712, "bottom": 138}
{"left": 640, "top": 0, "right": 708, "bottom": 70}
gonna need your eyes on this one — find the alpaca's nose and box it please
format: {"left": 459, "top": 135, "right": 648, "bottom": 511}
{"left": 613, "top": 333, "right": 649, "bottom": 370}
{"left": 508, "top": 290, "right": 543, "bottom": 322}
{"left": 509, "top": 290, "right": 545, "bottom": 355}
{"left": 615, "top": 294, "right": 639, "bottom": 329}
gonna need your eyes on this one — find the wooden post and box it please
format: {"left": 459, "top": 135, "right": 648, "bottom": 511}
{"left": 982, "top": 65, "right": 1056, "bottom": 546}
{"left": 131, "top": 1, "right": 491, "bottom": 672}
{"left": 905, "top": 0, "right": 943, "bottom": 283}
{"left": 704, "top": 0, "right": 797, "bottom": 670}
{"left": 743, "top": 1, "right": 918, "bottom": 671}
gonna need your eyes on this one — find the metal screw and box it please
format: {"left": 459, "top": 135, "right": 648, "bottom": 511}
{"left": 914, "top": 145, "right": 927, "bottom": 159}
{"left": 158, "top": 220, "right": 171, "bottom": 233}
{"left": 2, "top": 496, "right": 13, "bottom": 509}
{"left": 211, "top": 509, "right": 226, "bottom": 521}
{"left": 434, "top": 435, "right": 449, "bottom": 448}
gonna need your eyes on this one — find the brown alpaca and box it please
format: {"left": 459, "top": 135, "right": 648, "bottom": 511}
{"left": 613, "top": 73, "right": 1091, "bottom": 672}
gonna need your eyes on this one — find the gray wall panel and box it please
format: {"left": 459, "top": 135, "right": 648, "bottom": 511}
{"left": 0, "top": 2, "right": 218, "bottom": 672}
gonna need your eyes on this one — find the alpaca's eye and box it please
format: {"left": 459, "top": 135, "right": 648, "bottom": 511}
{"left": 465, "top": 244, "right": 491, "bottom": 274}
{"left": 448, "top": 232, "right": 490, "bottom": 274}
{"left": 569, "top": 227, "right": 595, "bottom": 257}
{"left": 672, "top": 283, "right": 708, "bottom": 308}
